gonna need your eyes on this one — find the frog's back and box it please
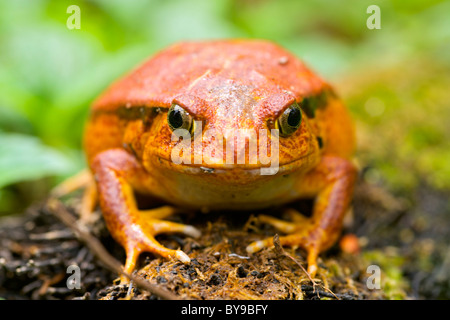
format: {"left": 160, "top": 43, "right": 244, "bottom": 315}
{"left": 91, "top": 40, "right": 325, "bottom": 112}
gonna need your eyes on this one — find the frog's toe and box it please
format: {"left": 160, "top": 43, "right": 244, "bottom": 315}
{"left": 140, "top": 205, "right": 184, "bottom": 220}
{"left": 283, "top": 208, "right": 309, "bottom": 224}
{"left": 51, "top": 169, "right": 99, "bottom": 224}
{"left": 306, "top": 249, "right": 319, "bottom": 277}
{"left": 147, "top": 219, "right": 201, "bottom": 238}
{"left": 79, "top": 180, "right": 98, "bottom": 224}
{"left": 137, "top": 218, "right": 200, "bottom": 262}
{"left": 246, "top": 238, "right": 272, "bottom": 253}
{"left": 119, "top": 218, "right": 200, "bottom": 283}
{"left": 246, "top": 232, "right": 321, "bottom": 277}
{"left": 120, "top": 237, "right": 191, "bottom": 284}
{"left": 255, "top": 214, "right": 297, "bottom": 233}
{"left": 254, "top": 209, "right": 310, "bottom": 234}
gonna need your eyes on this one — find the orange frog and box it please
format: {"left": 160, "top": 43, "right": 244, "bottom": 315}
{"left": 82, "top": 40, "right": 356, "bottom": 279}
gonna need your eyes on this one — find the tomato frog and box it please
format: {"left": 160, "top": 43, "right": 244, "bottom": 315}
{"left": 79, "top": 40, "right": 356, "bottom": 279}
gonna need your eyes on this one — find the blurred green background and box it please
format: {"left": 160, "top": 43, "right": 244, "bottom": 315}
{"left": 0, "top": 0, "right": 449, "bottom": 215}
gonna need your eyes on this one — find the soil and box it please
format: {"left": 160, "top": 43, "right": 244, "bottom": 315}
{"left": 1, "top": 173, "right": 449, "bottom": 300}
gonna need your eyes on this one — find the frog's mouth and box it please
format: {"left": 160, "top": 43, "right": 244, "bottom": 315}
{"left": 153, "top": 151, "right": 316, "bottom": 177}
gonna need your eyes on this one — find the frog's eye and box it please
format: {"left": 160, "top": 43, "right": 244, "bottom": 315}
{"left": 167, "top": 104, "right": 194, "bottom": 133}
{"left": 275, "top": 102, "right": 302, "bottom": 137}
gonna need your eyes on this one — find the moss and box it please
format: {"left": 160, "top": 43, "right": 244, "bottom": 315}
{"left": 362, "top": 249, "right": 409, "bottom": 300}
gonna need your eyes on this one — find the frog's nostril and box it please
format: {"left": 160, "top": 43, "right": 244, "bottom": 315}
{"left": 200, "top": 127, "right": 274, "bottom": 166}
{"left": 223, "top": 130, "right": 258, "bottom": 165}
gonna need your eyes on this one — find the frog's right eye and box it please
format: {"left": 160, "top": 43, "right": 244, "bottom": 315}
{"left": 167, "top": 104, "right": 194, "bottom": 133}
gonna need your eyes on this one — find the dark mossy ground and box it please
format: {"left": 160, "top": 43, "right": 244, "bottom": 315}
{"left": 1, "top": 172, "right": 449, "bottom": 300}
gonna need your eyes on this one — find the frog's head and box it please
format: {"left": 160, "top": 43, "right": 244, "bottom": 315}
{"left": 94, "top": 40, "right": 331, "bottom": 184}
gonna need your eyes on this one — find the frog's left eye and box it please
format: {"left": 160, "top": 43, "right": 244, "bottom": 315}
{"left": 275, "top": 102, "right": 302, "bottom": 137}
{"left": 167, "top": 104, "right": 194, "bottom": 133}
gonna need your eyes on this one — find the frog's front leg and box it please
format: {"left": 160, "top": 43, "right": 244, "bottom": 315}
{"left": 247, "top": 155, "right": 357, "bottom": 277}
{"left": 91, "top": 149, "right": 201, "bottom": 281}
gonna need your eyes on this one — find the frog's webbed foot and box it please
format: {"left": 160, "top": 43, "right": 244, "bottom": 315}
{"left": 246, "top": 209, "right": 323, "bottom": 276}
{"left": 247, "top": 156, "right": 357, "bottom": 278}
{"left": 121, "top": 206, "right": 200, "bottom": 283}
{"left": 51, "top": 168, "right": 99, "bottom": 224}
{"left": 91, "top": 149, "right": 202, "bottom": 283}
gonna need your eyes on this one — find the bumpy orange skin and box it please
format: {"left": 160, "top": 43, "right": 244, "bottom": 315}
{"left": 83, "top": 40, "right": 356, "bottom": 278}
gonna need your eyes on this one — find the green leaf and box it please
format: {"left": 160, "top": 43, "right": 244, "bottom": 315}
{"left": 0, "top": 133, "right": 74, "bottom": 188}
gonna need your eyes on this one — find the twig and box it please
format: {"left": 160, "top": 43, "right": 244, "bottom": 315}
{"left": 45, "top": 198, "right": 181, "bottom": 300}
{"left": 272, "top": 234, "right": 339, "bottom": 300}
